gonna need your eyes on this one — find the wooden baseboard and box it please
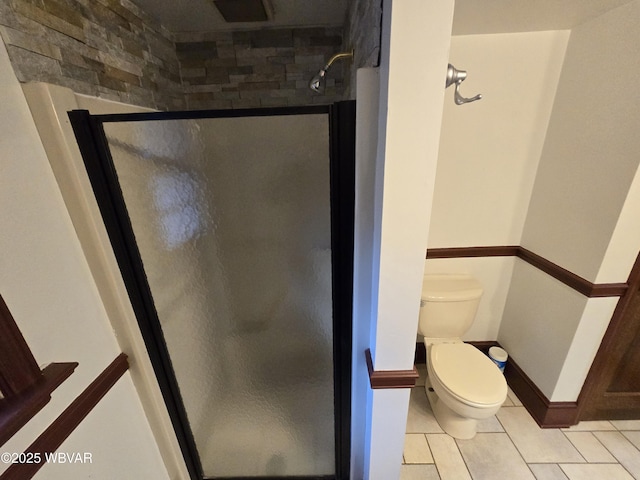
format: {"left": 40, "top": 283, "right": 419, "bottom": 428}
{"left": 415, "top": 341, "right": 579, "bottom": 428}
{"left": 504, "top": 356, "right": 579, "bottom": 428}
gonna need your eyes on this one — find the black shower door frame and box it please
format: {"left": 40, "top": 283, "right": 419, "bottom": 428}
{"left": 68, "top": 102, "right": 355, "bottom": 480}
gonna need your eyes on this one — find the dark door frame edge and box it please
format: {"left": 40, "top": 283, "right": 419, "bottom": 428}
{"left": 329, "top": 101, "right": 355, "bottom": 480}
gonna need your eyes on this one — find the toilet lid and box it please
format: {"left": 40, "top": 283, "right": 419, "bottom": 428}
{"left": 430, "top": 343, "right": 507, "bottom": 405}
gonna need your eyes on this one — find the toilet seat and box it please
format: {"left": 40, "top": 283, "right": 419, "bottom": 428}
{"left": 429, "top": 343, "right": 507, "bottom": 407}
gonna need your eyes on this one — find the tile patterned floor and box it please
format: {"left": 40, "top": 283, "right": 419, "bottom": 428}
{"left": 402, "top": 364, "right": 640, "bottom": 480}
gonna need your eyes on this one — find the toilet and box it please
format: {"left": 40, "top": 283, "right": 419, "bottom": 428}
{"left": 419, "top": 274, "right": 507, "bottom": 439}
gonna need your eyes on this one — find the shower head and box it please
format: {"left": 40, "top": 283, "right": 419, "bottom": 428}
{"left": 308, "top": 50, "right": 354, "bottom": 93}
{"left": 309, "top": 68, "right": 328, "bottom": 93}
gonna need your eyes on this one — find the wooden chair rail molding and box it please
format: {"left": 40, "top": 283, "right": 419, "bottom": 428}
{"left": 365, "top": 349, "right": 419, "bottom": 389}
{"left": 426, "top": 246, "right": 628, "bottom": 297}
{"left": 0, "top": 295, "right": 77, "bottom": 447}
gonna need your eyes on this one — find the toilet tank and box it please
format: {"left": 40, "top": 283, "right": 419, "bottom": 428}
{"left": 418, "top": 274, "right": 483, "bottom": 338}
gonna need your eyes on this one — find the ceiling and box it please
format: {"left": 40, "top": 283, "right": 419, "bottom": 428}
{"left": 132, "top": 0, "right": 634, "bottom": 34}
{"left": 452, "top": 0, "right": 635, "bottom": 35}
{"left": 131, "top": 0, "right": 349, "bottom": 33}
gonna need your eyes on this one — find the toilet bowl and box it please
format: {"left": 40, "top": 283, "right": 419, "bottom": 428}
{"left": 418, "top": 274, "right": 508, "bottom": 439}
{"left": 425, "top": 341, "right": 507, "bottom": 439}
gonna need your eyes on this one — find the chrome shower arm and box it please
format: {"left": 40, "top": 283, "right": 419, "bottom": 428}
{"left": 324, "top": 50, "right": 354, "bottom": 70}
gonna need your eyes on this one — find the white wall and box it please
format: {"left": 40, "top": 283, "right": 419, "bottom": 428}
{"left": 372, "top": 0, "right": 454, "bottom": 371}
{"left": 0, "top": 38, "right": 170, "bottom": 479}
{"left": 553, "top": 296, "right": 619, "bottom": 400}
{"left": 357, "top": 0, "right": 454, "bottom": 478}
{"left": 597, "top": 155, "right": 640, "bottom": 284}
{"left": 500, "top": 0, "right": 640, "bottom": 401}
{"left": 500, "top": 260, "right": 589, "bottom": 397}
{"left": 429, "top": 30, "right": 569, "bottom": 249}
{"left": 351, "top": 67, "right": 379, "bottom": 480}
{"left": 424, "top": 31, "right": 568, "bottom": 341}
{"left": 521, "top": 1, "right": 640, "bottom": 282}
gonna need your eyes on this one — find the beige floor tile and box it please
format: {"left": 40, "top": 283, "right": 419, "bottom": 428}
{"left": 406, "top": 387, "right": 444, "bottom": 434}
{"left": 562, "top": 420, "right": 616, "bottom": 431}
{"left": 476, "top": 414, "right": 505, "bottom": 433}
{"left": 612, "top": 420, "right": 640, "bottom": 431}
{"left": 456, "top": 432, "right": 535, "bottom": 480}
{"left": 400, "top": 464, "right": 441, "bottom": 480}
{"left": 497, "top": 407, "right": 584, "bottom": 463}
{"left": 563, "top": 431, "right": 617, "bottom": 463}
{"left": 593, "top": 431, "right": 640, "bottom": 479}
{"left": 528, "top": 463, "right": 569, "bottom": 480}
{"left": 426, "top": 434, "right": 471, "bottom": 480}
{"left": 623, "top": 431, "right": 640, "bottom": 450}
{"left": 404, "top": 434, "right": 434, "bottom": 464}
{"left": 559, "top": 463, "right": 634, "bottom": 480}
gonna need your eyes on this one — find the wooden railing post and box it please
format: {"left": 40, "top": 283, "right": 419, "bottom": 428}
{"left": 0, "top": 295, "right": 43, "bottom": 397}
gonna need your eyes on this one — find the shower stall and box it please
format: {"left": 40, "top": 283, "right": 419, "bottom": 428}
{"left": 69, "top": 103, "right": 355, "bottom": 480}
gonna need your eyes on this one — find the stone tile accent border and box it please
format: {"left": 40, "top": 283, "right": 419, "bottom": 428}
{"left": 175, "top": 27, "right": 346, "bottom": 109}
{"left": 0, "top": 0, "right": 185, "bottom": 110}
{"left": 344, "top": 0, "right": 382, "bottom": 98}
{"left": 0, "top": 1, "right": 354, "bottom": 110}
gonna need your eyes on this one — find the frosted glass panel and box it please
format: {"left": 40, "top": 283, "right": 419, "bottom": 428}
{"left": 103, "top": 114, "right": 334, "bottom": 477}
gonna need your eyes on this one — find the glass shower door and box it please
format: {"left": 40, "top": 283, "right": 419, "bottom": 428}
{"left": 69, "top": 105, "right": 354, "bottom": 479}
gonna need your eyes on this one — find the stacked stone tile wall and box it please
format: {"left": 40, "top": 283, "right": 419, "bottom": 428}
{"left": 176, "top": 27, "right": 347, "bottom": 110}
{"left": 0, "top": 0, "right": 185, "bottom": 110}
{"left": 0, "top": 1, "right": 350, "bottom": 110}
{"left": 344, "top": 0, "right": 382, "bottom": 99}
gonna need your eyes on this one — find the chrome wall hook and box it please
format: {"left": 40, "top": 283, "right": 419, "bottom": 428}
{"left": 446, "top": 64, "right": 482, "bottom": 105}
